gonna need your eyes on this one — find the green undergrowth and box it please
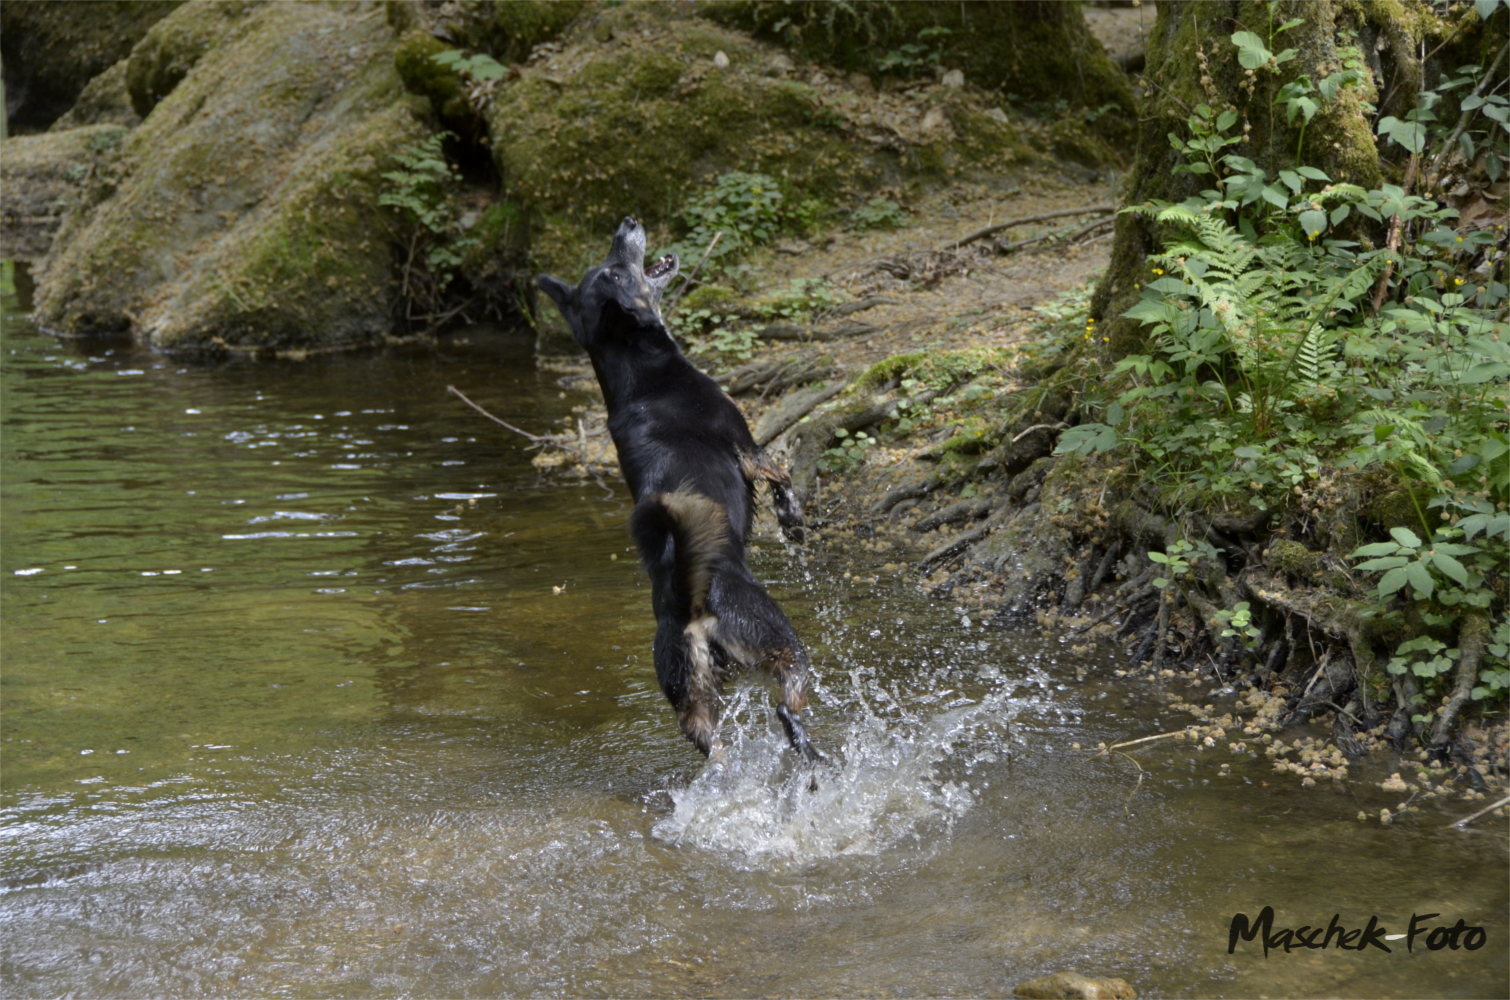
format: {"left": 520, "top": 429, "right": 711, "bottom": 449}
{"left": 1030, "top": 24, "right": 1510, "bottom": 728}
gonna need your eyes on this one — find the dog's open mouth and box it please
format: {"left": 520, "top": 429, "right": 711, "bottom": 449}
{"left": 645, "top": 254, "right": 676, "bottom": 279}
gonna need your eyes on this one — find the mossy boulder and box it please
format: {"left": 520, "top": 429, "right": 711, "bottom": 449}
{"left": 703, "top": 1, "right": 1134, "bottom": 129}
{"left": 0, "top": 0, "right": 183, "bottom": 131}
{"left": 486, "top": 4, "right": 1035, "bottom": 274}
{"left": 50, "top": 60, "right": 142, "bottom": 132}
{"left": 0, "top": 125, "right": 129, "bottom": 259}
{"left": 384, "top": 0, "right": 587, "bottom": 62}
{"left": 33, "top": 1, "right": 430, "bottom": 354}
{"left": 124, "top": 0, "right": 261, "bottom": 118}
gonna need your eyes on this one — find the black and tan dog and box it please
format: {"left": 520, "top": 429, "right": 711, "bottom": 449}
{"left": 539, "top": 217, "right": 820, "bottom": 763}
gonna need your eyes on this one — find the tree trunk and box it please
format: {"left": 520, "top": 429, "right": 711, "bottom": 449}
{"left": 1090, "top": 0, "right": 1501, "bottom": 356}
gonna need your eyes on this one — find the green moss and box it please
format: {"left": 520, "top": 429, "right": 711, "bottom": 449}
{"left": 1365, "top": 486, "right": 1432, "bottom": 532}
{"left": 678, "top": 285, "right": 738, "bottom": 314}
{"left": 394, "top": 30, "right": 462, "bottom": 106}
{"left": 1, "top": 0, "right": 183, "bottom": 129}
{"left": 855, "top": 352, "right": 927, "bottom": 391}
{"left": 125, "top": 0, "right": 258, "bottom": 117}
{"left": 1267, "top": 539, "right": 1325, "bottom": 579}
{"left": 457, "top": 0, "right": 589, "bottom": 64}
{"left": 703, "top": 1, "right": 1134, "bottom": 128}
{"left": 50, "top": 59, "right": 140, "bottom": 131}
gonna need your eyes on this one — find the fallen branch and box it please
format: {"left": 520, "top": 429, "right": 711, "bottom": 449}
{"left": 917, "top": 503, "right": 1014, "bottom": 569}
{"left": 1431, "top": 611, "right": 1489, "bottom": 750}
{"left": 1011, "top": 421, "right": 1068, "bottom": 443}
{"left": 1067, "top": 216, "right": 1117, "bottom": 243}
{"left": 1088, "top": 729, "right": 1189, "bottom": 757}
{"left": 952, "top": 204, "right": 1115, "bottom": 249}
{"left": 447, "top": 385, "right": 547, "bottom": 442}
{"left": 1446, "top": 794, "right": 1510, "bottom": 830}
{"left": 752, "top": 380, "right": 847, "bottom": 446}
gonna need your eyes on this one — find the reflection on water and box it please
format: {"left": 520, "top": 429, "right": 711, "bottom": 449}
{"left": 2, "top": 263, "right": 1505, "bottom": 998}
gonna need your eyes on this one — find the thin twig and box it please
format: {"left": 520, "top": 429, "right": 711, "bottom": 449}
{"left": 951, "top": 205, "right": 1115, "bottom": 249}
{"left": 447, "top": 385, "right": 547, "bottom": 442}
{"left": 663, "top": 231, "right": 723, "bottom": 318}
{"left": 1088, "top": 729, "right": 1190, "bottom": 757}
{"left": 1067, "top": 216, "right": 1117, "bottom": 243}
{"left": 1446, "top": 794, "right": 1510, "bottom": 830}
{"left": 1011, "top": 421, "right": 1069, "bottom": 443}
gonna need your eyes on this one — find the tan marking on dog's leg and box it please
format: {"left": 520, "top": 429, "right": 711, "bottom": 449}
{"left": 679, "top": 615, "right": 724, "bottom": 755}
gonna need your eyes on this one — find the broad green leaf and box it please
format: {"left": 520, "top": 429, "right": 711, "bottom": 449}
{"left": 1261, "top": 184, "right": 1289, "bottom": 209}
{"left": 1405, "top": 560, "right": 1435, "bottom": 599}
{"left": 1389, "top": 526, "right": 1423, "bottom": 548}
{"left": 1298, "top": 209, "right": 1328, "bottom": 238}
{"left": 1231, "top": 31, "right": 1273, "bottom": 69}
{"left": 1357, "top": 556, "right": 1409, "bottom": 571}
{"left": 1429, "top": 552, "right": 1469, "bottom": 586}
{"left": 1353, "top": 542, "right": 1403, "bottom": 557}
{"left": 1377, "top": 566, "right": 1409, "bottom": 596}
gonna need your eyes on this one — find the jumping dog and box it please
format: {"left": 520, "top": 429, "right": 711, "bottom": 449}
{"left": 538, "top": 217, "right": 821, "bottom": 763}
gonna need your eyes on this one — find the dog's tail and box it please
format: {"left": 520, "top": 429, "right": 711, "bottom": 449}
{"left": 739, "top": 447, "right": 806, "bottom": 543}
{"left": 629, "top": 490, "right": 730, "bottom": 618}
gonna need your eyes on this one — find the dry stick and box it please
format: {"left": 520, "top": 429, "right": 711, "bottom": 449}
{"left": 1446, "top": 794, "right": 1510, "bottom": 830}
{"left": 1370, "top": 150, "right": 1422, "bottom": 313}
{"left": 663, "top": 230, "right": 722, "bottom": 319}
{"left": 1432, "top": 612, "right": 1490, "bottom": 748}
{"left": 1010, "top": 421, "right": 1069, "bottom": 443}
{"left": 1113, "top": 750, "right": 1146, "bottom": 816}
{"left": 1088, "top": 729, "right": 1189, "bottom": 757}
{"left": 951, "top": 205, "right": 1115, "bottom": 249}
{"left": 447, "top": 384, "right": 548, "bottom": 443}
{"left": 1067, "top": 215, "right": 1117, "bottom": 243}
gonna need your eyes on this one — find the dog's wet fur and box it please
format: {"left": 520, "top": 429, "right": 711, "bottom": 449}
{"left": 539, "top": 217, "right": 820, "bottom": 764}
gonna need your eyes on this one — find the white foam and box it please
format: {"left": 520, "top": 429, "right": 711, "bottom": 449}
{"left": 652, "top": 670, "right": 1029, "bottom": 861}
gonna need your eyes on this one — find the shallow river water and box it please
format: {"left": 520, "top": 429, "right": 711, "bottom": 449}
{"left": 2, "top": 265, "right": 1506, "bottom": 998}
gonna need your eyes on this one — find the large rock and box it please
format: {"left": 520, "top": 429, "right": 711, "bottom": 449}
{"left": 32, "top": 1, "right": 430, "bottom": 354}
{"left": 1014, "top": 971, "right": 1137, "bottom": 1000}
{"left": 705, "top": 1, "right": 1135, "bottom": 128}
{"left": 0, "top": 125, "right": 128, "bottom": 260}
{"left": 1, "top": 0, "right": 183, "bottom": 131}
{"left": 479, "top": 3, "right": 1036, "bottom": 351}
{"left": 49, "top": 60, "right": 142, "bottom": 132}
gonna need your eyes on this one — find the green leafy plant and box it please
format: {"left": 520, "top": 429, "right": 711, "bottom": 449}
{"left": 1214, "top": 601, "right": 1264, "bottom": 652}
{"left": 875, "top": 25, "right": 952, "bottom": 77}
{"left": 377, "top": 132, "right": 479, "bottom": 331}
{"left": 661, "top": 171, "right": 785, "bottom": 269}
{"left": 820, "top": 428, "right": 876, "bottom": 473}
{"left": 850, "top": 197, "right": 908, "bottom": 231}
{"left": 431, "top": 49, "right": 508, "bottom": 81}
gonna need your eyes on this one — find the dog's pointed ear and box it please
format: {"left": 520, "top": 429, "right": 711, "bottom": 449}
{"left": 537, "top": 274, "right": 576, "bottom": 317}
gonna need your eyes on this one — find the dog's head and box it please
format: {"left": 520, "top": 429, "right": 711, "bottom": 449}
{"left": 537, "top": 217, "right": 679, "bottom": 349}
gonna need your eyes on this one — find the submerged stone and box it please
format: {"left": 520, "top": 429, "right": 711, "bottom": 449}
{"left": 1014, "top": 971, "right": 1137, "bottom": 1000}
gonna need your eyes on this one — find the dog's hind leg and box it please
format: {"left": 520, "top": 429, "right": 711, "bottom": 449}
{"left": 653, "top": 619, "right": 725, "bottom": 756}
{"left": 705, "top": 577, "right": 822, "bottom": 763}
{"left": 635, "top": 491, "right": 735, "bottom": 757}
{"left": 769, "top": 647, "right": 822, "bottom": 763}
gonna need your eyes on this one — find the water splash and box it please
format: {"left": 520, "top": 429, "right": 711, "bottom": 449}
{"left": 652, "top": 661, "right": 1035, "bottom": 861}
